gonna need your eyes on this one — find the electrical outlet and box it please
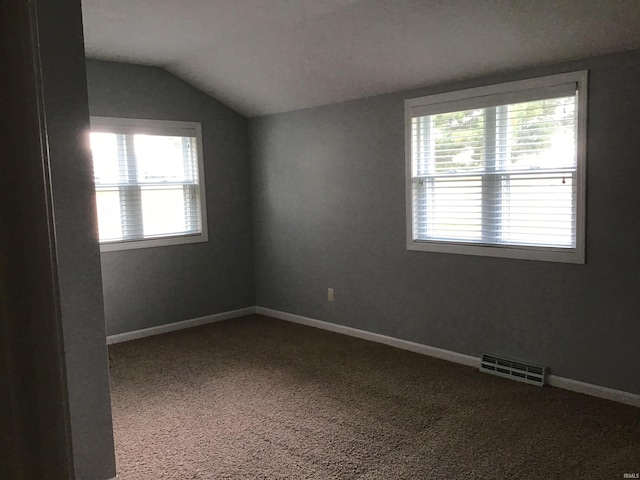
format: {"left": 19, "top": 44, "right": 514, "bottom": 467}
{"left": 327, "top": 288, "right": 334, "bottom": 302}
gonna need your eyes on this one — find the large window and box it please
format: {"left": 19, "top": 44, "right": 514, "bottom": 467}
{"left": 405, "top": 72, "right": 587, "bottom": 263}
{"left": 90, "top": 117, "right": 207, "bottom": 251}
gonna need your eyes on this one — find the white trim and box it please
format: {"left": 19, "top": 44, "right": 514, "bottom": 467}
{"left": 407, "top": 240, "right": 584, "bottom": 264}
{"left": 106, "top": 307, "right": 256, "bottom": 345}
{"left": 404, "top": 71, "right": 586, "bottom": 110}
{"left": 255, "top": 307, "right": 640, "bottom": 408}
{"left": 255, "top": 307, "right": 479, "bottom": 367}
{"left": 574, "top": 69, "right": 588, "bottom": 264}
{"left": 89, "top": 116, "right": 209, "bottom": 253}
{"left": 91, "top": 116, "right": 201, "bottom": 137}
{"left": 105, "top": 305, "right": 640, "bottom": 407}
{"left": 404, "top": 70, "right": 588, "bottom": 264}
{"left": 547, "top": 375, "right": 640, "bottom": 407}
{"left": 99, "top": 232, "right": 208, "bottom": 252}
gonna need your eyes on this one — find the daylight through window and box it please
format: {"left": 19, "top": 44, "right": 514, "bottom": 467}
{"left": 405, "top": 72, "right": 587, "bottom": 263}
{"left": 90, "top": 117, "right": 207, "bottom": 251}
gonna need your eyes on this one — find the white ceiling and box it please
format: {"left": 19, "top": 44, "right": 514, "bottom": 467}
{"left": 81, "top": 0, "right": 640, "bottom": 117}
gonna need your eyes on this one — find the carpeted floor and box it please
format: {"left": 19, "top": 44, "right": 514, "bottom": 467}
{"left": 108, "top": 314, "right": 639, "bottom": 479}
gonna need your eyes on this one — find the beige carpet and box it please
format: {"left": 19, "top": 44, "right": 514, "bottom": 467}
{"left": 108, "top": 314, "right": 639, "bottom": 479}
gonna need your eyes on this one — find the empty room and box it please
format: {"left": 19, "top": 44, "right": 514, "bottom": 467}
{"left": 2, "top": 0, "right": 639, "bottom": 479}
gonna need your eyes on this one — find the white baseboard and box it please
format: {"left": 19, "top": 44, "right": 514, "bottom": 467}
{"left": 255, "top": 306, "right": 479, "bottom": 368}
{"left": 255, "top": 306, "right": 640, "bottom": 408}
{"left": 105, "top": 305, "right": 639, "bottom": 407}
{"left": 106, "top": 307, "right": 256, "bottom": 345}
{"left": 546, "top": 375, "right": 640, "bottom": 407}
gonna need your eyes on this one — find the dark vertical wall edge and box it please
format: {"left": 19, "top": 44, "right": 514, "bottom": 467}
{"left": 35, "top": 0, "right": 117, "bottom": 478}
{"left": 0, "top": 1, "right": 74, "bottom": 478}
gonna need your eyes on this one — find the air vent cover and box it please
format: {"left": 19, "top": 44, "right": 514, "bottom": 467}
{"left": 480, "top": 354, "right": 547, "bottom": 387}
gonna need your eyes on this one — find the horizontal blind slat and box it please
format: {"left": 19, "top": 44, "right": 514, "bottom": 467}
{"left": 91, "top": 126, "right": 204, "bottom": 243}
{"left": 411, "top": 92, "right": 578, "bottom": 249}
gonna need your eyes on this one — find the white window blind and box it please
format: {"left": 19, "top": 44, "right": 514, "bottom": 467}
{"left": 90, "top": 117, "right": 207, "bottom": 251}
{"left": 405, "top": 72, "right": 587, "bottom": 263}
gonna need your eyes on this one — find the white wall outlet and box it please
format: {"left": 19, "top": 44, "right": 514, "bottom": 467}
{"left": 327, "top": 288, "right": 334, "bottom": 302}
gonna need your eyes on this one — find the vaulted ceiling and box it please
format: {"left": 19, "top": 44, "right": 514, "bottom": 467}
{"left": 81, "top": 0, "right": 640, "bottom": 117}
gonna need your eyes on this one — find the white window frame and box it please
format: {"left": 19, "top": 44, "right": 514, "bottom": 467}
{"left": 90, "top": 117, "right": 208, "bottom": 252}
{"left": 405, "top": 71, "right": 588, "bottom": 264}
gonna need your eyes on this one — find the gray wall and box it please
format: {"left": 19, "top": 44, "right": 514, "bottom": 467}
{"left": 86, "top": 60, "right": 255, "bottom": 336}
{"left": 250, "top": 49, "right": 640, "bottom": 395}
{"left": 38, "top": 1, "right": 117, "bottom": 478}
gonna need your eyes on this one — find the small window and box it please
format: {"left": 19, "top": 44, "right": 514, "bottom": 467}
{"left": 89, "top": 117, "right": 208, "bottom": 252}
{"left": 405, "top": 71, "right": 587, "bottom": 263}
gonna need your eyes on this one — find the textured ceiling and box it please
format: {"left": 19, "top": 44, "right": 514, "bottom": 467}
{"left": 81, "top": 0, "right": 640, "bottom": 117}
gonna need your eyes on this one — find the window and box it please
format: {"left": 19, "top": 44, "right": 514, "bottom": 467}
{"left": 405, "top": 71, "right": 587, "bottom": 263}
{"left": 89, "top": 117, "right": 207, "bottom": 251}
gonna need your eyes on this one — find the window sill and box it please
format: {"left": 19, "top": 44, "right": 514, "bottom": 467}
{"left": 407, "top": 239, "right": 584, "bottom": 264}
{"left": 99, "top": 232, "right": 208, "bottom": 253}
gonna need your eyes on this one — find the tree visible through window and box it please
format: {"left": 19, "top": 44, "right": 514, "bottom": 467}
{"left": 406, "top": 72, "right": 587, "bottom": 263}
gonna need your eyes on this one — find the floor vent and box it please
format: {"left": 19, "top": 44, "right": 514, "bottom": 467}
{"left": 480, "top": 354, "right": 547, "bottom": 387}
